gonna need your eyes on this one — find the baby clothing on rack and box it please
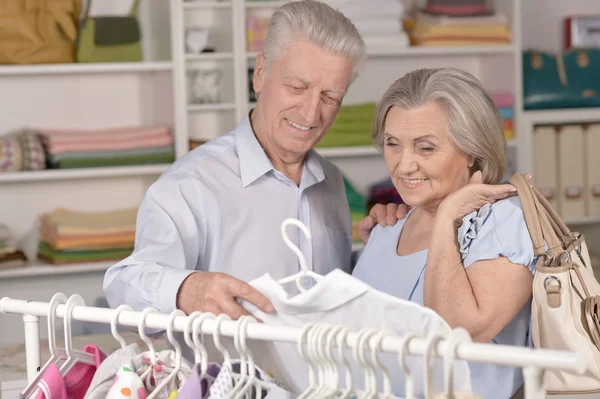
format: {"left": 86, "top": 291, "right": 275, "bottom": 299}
{"left": 34, "top": 344, "right": 106, "bottom": 399}
{"left": 105, "top": 362, "right": 149, "bottom": 399}
{"left": 84, "top": 343, "right": 143, "bottom": 399}
{"left": 238, "top": 268, "right": 472, "bottom": 397}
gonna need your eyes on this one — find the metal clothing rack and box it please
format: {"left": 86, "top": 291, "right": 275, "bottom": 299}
{"left": 0, "top": 296, "right": 586, "bottom": 399}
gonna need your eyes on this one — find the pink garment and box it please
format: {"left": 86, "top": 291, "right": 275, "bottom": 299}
{"left": 490, "top": 92, "right": 514, "bottom": 108}
{"left": 35, "top": 344, "right": 107, "bottom": 399}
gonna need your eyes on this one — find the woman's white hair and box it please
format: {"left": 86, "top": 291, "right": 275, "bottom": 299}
{"left": 372, "top": 67, "right": 507, "bottom": 184}
{"left": 262, "top": 0, "right": 366, "bottom": 85}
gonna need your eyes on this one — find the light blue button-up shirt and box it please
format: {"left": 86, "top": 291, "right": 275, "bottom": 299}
{"left": 103, "top": 114, "right": 352, "bottom": 318}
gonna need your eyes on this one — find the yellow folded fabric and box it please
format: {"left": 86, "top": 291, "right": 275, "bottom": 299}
{"left": 41, "top": 231, "right": 135, "bottom": 250}
{"left": 41, "top": 207, "right": 138, "bottom": 236}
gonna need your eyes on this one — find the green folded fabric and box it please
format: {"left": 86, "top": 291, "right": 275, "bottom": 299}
{"left": 38, "top": 241, "right": 133, "bottom": 262}
{"left": 53, "top": 152, "right": 175, "bottom": 169}
{"left": 344, "top": 177, "right": 366, "bottom": 214}
{"left": 316, "top": 102, "right": 377, "bottom": 147}
{"left": 50, "top": 145, "right": 174, "bottom": 162}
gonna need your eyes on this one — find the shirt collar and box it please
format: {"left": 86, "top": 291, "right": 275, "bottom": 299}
{"left": 235, "top": 114, "right": 275, "bottom": 188}
{"left": 251, "top": 269, "right": 370, "bottom": 314}
{"left": 235, "top": 113, "right": 326, "bottom": 188}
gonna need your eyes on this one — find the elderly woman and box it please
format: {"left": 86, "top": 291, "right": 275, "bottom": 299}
{"left": 352, "top": 67, "right": 534, "bottom": 399}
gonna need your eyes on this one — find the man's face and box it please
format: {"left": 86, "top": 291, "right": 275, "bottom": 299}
{"left": 251, "top": 39, "right": 354, "bottom": 159}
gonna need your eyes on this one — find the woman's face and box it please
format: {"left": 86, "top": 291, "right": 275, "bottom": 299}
{"left": 383, "top": 102, "right": 474, "bottom": 211}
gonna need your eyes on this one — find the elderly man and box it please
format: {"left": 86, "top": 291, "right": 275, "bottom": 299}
{"left": 103, "top": 0, "right": 405, "bottom": 321}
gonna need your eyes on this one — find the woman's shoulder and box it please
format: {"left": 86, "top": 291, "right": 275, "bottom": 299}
{"left": 459, "top": 196, "right": 525, "bottom": 233}
{"left": 458, "top": 196, "right": 535, "bottom": 270}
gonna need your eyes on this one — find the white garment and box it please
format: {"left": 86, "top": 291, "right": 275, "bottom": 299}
{"left": 238, "top": 269, "right": 472, "bottom": 398}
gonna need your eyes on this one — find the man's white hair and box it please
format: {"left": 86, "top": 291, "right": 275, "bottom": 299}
{"left": 262, "top": 0, "right": 366, "bottom": 85}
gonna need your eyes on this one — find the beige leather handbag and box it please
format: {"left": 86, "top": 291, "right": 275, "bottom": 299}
{"left": 510, "top": 173, "right": 600, "bottom": 394}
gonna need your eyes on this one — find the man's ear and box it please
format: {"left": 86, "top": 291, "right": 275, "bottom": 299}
{"left": 253, "top": 53, "right": 266, "bottom": 97}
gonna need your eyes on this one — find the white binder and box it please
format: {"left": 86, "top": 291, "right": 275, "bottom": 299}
{"left": 585, "top": 124, "right": 600, "bottom": 218}
{"left": 533, "top": 125, "right": 559, "bottom": 211}
{"left": 558, "top": 124, "right": 586, "bottom": 220}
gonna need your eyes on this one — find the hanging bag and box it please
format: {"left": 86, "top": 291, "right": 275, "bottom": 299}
{"left": 509, "top": 173, "right": 600, "bottom": 394}
{"left": 0, "top": 0, "right": 81, "bottom": 65}
{"left": 76, "top": 0, "right": 143, "bottom": 63}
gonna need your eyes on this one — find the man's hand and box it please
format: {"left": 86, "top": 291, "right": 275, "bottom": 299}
{"left": 176, "top": 272, "right": 274, "bottom": 319}
{"left": 357, "top": 202, "right": 410, "bottom": 244}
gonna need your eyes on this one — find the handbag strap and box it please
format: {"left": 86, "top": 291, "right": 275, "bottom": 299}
{"left": 509, "top": 173, "right": 546, "bottom": 256}
{"left": 531, "top": 185, "right": 573, "bottom": 244}
{"left": 509, "top": 173, "right": 564, "bottom": 259}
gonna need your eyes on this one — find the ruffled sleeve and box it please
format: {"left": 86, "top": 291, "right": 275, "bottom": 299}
{"left": 456, "top": 197, "right": 536, "bottom": 274}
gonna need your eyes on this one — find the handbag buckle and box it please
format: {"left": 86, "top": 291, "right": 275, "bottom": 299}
{"left": 544, "top": 275, "right": 562, "bottom": 308}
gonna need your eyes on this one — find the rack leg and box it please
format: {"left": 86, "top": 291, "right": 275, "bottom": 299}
{"left": 23, "top": 314, "right": 40, "bottom": 383}
{"left": 523, "top": 366, "right": 546, "bottom": 399}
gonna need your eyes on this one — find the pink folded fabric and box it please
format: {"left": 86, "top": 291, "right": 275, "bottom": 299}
{"left": 490, "top": 92, "right": 513, "bottom": 108}
{"left": 40, "top": 126, "right": 171, "bottom": 144}
{"left": 46, "top": 134, "right": 173, "bottom": 154}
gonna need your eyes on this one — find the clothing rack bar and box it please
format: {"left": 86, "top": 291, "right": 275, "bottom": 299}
{"left": 0, "top": 297, "right": 586, "bottom": 376}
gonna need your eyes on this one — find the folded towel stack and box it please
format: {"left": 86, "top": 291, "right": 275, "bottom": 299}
{"left": 315, "top": 102, "right": 376, "bottom": 148}
{"left": 0, "top": 224, "right": 28, "bottom": 270}
{"left": 0, "top": 129, "right": 46, "bottom": 173}
{"left": 491, "top": 92, "right": 514, "bottom": 140}
{"left": 38, "top": 208, "right": 137, "bottom": 265}
{"left": 410, "top": 10, "right": 511, "bottom": 47}
{"left": 38, "top": 125, "right": 175, "bottom": 169}
{"left": 338, "top": 0, "right": 409, "bottom": 52}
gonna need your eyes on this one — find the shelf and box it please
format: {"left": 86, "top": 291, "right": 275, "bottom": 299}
{"left": 246, "top": 0, "right": 289, "bottom": 8}
{"left": 183, "top": 0, "right": 231, "bottom": 9}
{"left": 0, "top": 260, "right": 113, "bottom": 279}
{"left": 185, "top": 52, "right": 234, "bottom": 61}
{"left": 523, "top": 108, "right": 600, "bottom": 125}
{"left": 0, "top": 61, "right": 173, "bottom": 76}
{"left": 247, "top": 45, "right": 515, "bottom": 60}
{"left": 564, "top": 217, "right": 600, "bottom": 226}
{"left": 188, "top": 103, "right": 236, "bottom": 111}
{"left": 316, "top": 146, "right": 380, "bottom": 158}
{"left": 367, "top": 45, "right": 515, "bottom": 57}
{"left": 0, "top": 164, "right": 170, "bottom": 183}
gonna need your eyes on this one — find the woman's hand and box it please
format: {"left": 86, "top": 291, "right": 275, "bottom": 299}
{"left": 438, "top": 171, "right": 530, "bottom": 224}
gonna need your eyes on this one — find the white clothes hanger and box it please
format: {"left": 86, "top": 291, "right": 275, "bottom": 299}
{"left": 58, "top": 294, "right": 97, "bottom": 376}
{"left": 277, "top": 218, "right": 323, "bottom": 292}
{"left": 147, "top": 309, "right": 186, "bottom": 399}
{"left": 21, "top": 293, "right": 68, "bottom": 398}
{"left": 191, "top": 312, "right": 216, "bottom": 377}
{"left": 111, "top": 304, "right": 132, "bottom": 349}
{"left": 336, "top": 326, "right": 355, "bottom": 399}
{"left": 212, "top": 313, "right": 233, "bottom": 370}
{"left": 322, "top": 325, "right": 344, "bottom": 395}
{"left": 308, "top": 323, "right": 331, "bottom": 399}
{"left": 138, "top": 307, "right": 159, "bottom": 389}
{"left": 441, "top": 328, "right": 472, "bottom": 399}
{"left": 234, "top": 315, "right": 273, "bottom": 399}
{"left": 230, "top": 315, "right": 251, "bottom": 397}
{"left": 398, "top": 332, "right": 418, "bottom": 399}
{"left": 296, "top": 322, "right": 318, "bottom": 399}
{"left": 356, "top": 329, "right": 379, "bottom": 399}
{"left": 183, "top": 311, "right": 202, "bottom": 362}
{"left": 423, "top": 331, "right": 444, "bottom": 399}
{"left": 369, "top": 329, "right": 395, "bottom": 398}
